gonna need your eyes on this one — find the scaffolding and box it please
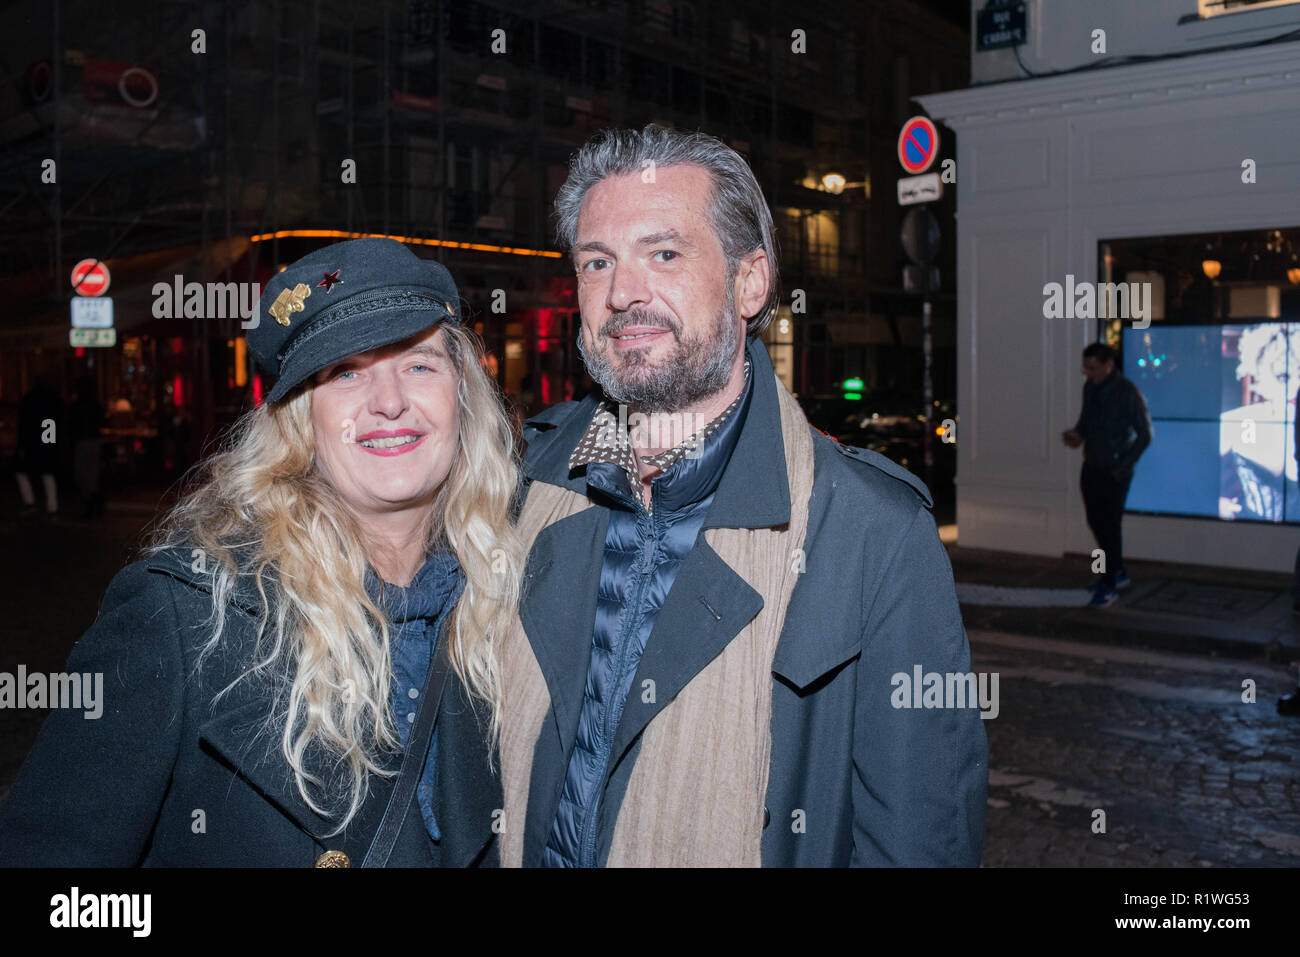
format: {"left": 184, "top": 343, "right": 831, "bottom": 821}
{"left": 1, "top": 0, "right": 968, "bottom": 434}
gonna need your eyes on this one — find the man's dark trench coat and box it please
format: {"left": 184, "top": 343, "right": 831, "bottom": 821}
{"left": 512, "top": 338, "right": 987, "bottom": 866}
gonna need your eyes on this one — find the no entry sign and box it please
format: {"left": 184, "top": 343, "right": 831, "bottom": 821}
{"left": 897, "top": 116, "right": 940, "bottom": 175}
{"left": 70, "top": 259, "right": 111, "bottom": 297}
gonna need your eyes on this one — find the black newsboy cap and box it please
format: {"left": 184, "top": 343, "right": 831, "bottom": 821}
{"left": 249, "top": 237, "right": 461, "bottom": 403}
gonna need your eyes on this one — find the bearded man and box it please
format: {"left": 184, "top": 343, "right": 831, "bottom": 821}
{"left": 500, "top": 125, "right": 987, "bottom": 867}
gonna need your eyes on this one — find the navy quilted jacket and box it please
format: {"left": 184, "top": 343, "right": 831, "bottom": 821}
{"left": 541, "top": 364, "right": 753, "bottom": 867}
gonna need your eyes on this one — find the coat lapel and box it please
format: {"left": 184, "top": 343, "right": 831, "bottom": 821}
{"left": 516, "top": 504, "right": 608, "bottom": 786}
{"left": 196, "top": 626, "right": 498, "bottom": 867}
{"left": 516, "top": 395, "right": 614, "bottom": 865}
{"left": 144, "top": 546, "right": 267, "bottom": 617}
{"left": 697, "top": 338, "right": 792, "bottom": 531}
{"left": 608, "top": 539, "right": 763, "bottom": 766}
{"left": 512, "top": 508, "right": 607, "bottom": 868}
{"left": 197, "top": 694, "right": 382, "bottom": 847}
{"left": 146, "top": 547, "right": 385, "bottom": 851}
{"left": 147, "top": 548, "right": 464, "bottom": 865}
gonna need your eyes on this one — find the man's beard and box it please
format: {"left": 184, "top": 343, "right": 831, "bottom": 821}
{"left": 577, "top": 289, "right": 740, "bottom": 415}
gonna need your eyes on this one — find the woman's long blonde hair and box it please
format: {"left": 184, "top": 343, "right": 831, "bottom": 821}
{"left": 149, "top": 321, "right": 523, "bottom": 832}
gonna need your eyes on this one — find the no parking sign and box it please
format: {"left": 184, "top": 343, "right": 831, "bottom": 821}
{"left": 897, "top": 116, "right": 940, "bottom": 175}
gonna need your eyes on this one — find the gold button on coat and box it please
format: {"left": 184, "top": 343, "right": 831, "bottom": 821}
{"left": 314, "top": 849, "right": 350, "bottom": 868}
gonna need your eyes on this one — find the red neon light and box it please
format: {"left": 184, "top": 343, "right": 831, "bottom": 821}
{"left": 536, "top": 308, "right": 555, "bottom": 353}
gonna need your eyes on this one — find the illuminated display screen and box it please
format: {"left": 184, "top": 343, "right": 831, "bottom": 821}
{"left": 1123, "top": 323, "right": 1300, "bottom": 523}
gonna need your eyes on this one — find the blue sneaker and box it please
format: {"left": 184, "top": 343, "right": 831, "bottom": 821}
{"left": 1115, "top": 571, "right": 1130, "bottom": 591}
{"left": 1089, "top": 584, "right": 1119, "bottom": 607}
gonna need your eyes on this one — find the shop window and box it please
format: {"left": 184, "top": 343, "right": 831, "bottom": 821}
{"left": 1101, "top": 226, "right": 1300, "bottom": 524}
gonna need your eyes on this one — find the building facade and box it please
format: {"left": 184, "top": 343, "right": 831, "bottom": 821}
{"left": 921, "top": 0, "right": 1300, "bottom": 570}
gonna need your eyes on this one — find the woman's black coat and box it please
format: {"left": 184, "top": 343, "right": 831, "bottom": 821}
{"left": 0, "top": 546, "right": 501, "bottom": 867}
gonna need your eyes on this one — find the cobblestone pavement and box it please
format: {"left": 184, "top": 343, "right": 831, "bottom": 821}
{"left": 974, "top": 629, "right": 1300, "bottom": 867}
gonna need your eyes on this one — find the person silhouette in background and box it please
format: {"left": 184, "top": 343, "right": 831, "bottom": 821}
{"left": 14, "top": 375, "right": 63, "bottom": 517}
{"left": 68, "top": 375, "right": 105, "bottom": 518}
{"left": 1062, "top": 342, "right": 1152, "bottom": 607}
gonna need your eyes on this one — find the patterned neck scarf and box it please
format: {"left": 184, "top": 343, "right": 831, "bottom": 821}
{"left": 567, "top": 359, "right": 751, "bottom": 510}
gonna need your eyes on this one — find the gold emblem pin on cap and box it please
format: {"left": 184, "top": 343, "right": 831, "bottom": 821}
{"left": 270, "top": 283, "right": 313, "bottom": 326}
{"left": 314, "top": 850, "right": 350, "bottom": 868}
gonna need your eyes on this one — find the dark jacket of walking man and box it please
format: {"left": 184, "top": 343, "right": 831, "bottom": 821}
{"left": 1062, "top": 342, "right": 1153, "bottom": 606}
{"left": 498, "top": 125, "right": 987, "bottom": 867}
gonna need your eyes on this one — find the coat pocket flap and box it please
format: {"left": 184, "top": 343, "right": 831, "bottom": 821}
{"left": 771, "top": 616, "right": 863, "bottom": 691}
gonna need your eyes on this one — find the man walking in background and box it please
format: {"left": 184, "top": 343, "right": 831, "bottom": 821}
{"left": 1062, "top": 342, "right": 1153, "bottom": 607}
{"left": 14, "top": 376, "right": 62, "bottom": 518}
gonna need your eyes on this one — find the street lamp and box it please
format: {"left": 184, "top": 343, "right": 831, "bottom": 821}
{"left": 820, "top": 172, "right": 870, "bottom": 196}
{"left": 821, "top": 173, "right": 847, "bottom": 194}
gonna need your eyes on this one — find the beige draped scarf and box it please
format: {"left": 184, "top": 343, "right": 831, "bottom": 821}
{"left": 500, "top": 369, "right": 816, "bottom": 866}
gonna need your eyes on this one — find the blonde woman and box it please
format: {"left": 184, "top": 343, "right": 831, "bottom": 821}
{"left": 0, "top": 238, "right": 522, "bottom": 867}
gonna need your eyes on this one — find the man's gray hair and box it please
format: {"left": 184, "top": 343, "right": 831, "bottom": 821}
{"left": 553, "top": 124, "right": 781, "bottom": 338}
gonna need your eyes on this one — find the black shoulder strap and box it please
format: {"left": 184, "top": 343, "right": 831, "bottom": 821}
{"left": 360, "top": 624, "right": 453, "bottom": 868}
